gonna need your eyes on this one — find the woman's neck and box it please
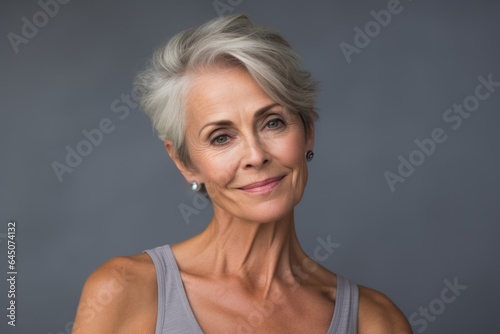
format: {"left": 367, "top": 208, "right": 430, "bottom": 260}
{"left": 173, "top": 209, "right": 309, "bottom": 295}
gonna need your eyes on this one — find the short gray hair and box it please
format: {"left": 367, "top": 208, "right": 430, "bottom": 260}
{"left": 135, "top": 14, "right": 318, "bottom": 166}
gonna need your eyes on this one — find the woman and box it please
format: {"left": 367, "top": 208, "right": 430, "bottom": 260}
{"left": 74, "top": 14, "right": 411, "bottom": 333}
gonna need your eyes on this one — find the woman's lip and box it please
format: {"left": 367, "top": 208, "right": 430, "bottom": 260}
{"left": 239, "top": 176, "right": 284, "bottom": 191}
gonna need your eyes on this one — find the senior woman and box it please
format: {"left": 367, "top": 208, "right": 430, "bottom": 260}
{"left": 74, "top": 15, "right": 411, "bottom": 333}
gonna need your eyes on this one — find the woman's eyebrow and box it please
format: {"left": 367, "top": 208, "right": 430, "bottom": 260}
{"left": 199, "top": 120, "right": 233, "bottom": 136}
{"left": 198, "top": 102, "right": 281, "bottom": 135}
{"left": 253, "top": 102, "right": 281, "bottom": 119}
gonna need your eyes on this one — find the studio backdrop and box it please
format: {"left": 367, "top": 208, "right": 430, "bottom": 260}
{"left": 1, "top": 0, "right": 499, "bottom": 333}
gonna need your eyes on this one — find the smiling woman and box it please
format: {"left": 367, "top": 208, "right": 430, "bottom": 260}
{"left": 73, "top": 14, "right": 412, "bottom": 334}
{"left": 178, "top": 66, "right": 311, "bottom": 223}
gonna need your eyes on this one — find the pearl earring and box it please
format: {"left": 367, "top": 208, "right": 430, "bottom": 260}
{"left": 191, "top": 181, "right": 200, "bottom": 192}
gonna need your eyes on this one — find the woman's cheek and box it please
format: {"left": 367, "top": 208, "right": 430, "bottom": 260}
{"left": 275, "top": 134, "right": 305, "bottom": 164}
{"left": 203, "top": 151, "right": 238, "bottom": 188}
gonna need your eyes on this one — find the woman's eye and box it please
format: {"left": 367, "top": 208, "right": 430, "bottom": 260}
{"left": 266, "top": 118, "right": 284, "bottom": 129}
{"left": 212, "top": 134, "right": 229, "bottom": 145}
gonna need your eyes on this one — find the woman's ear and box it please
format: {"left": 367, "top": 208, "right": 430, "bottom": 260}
{"left": 164, "top": 140, "right": 198, "bottom": 183}
{"left": 306, "top": 120, "right": 315, "bottom": 151}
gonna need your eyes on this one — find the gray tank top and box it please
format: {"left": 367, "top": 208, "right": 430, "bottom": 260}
{"left": 145, "top": 244, "right": 359, "bottom": 333}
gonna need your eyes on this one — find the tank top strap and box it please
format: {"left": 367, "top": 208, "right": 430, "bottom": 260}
{"left": 327, "top": 274, "right": 359, "bottom": 334}
{"left": 144, "top": 244, "right": 204, "bottom": 334}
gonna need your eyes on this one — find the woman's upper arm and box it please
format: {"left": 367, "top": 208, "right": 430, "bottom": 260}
{"left": 72, "top": 256, "right": 150, "bottom": 333}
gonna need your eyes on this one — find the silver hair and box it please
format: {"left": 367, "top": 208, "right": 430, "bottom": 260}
{"left": 135, "top": 14, "right": 318, "bottom": 166}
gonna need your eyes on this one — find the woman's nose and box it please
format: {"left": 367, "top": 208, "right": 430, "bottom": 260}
{"left": 241, "top": 136, "right": 270, "bottom": 170}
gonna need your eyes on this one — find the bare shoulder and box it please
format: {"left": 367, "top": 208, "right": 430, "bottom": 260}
{"left": 358, "top": 285, "right": 413, "bottom": 334}
{"left": 73, "top": 253, "right": 157, "bottom": 334}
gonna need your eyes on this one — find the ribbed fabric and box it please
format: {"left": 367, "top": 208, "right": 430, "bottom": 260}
{"left": 145, "top": 244, "right": 358, "bottom": 334}
{"left": 330, "top": 270, "right": 359, "bottom": 334}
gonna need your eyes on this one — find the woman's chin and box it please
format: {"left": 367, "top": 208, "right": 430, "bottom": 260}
{"left": 238, "top": 200, "right": 295, "bottom": 224}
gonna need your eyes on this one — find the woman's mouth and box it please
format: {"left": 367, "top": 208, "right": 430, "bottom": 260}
{"left": 239, "top": 176, "right": 285, "bottom": 194}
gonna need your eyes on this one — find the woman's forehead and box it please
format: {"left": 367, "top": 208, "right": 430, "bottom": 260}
{"left": 185, "top": 67, "right": 277, "bottom": 120}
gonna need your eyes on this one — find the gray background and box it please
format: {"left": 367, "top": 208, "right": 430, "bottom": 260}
{"left": 1, "top": 0, "right": 499, "bottom": 333}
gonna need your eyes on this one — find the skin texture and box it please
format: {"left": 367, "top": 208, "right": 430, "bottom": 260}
{"left": 73, "top": 67, "right": 412, "bottom": 333}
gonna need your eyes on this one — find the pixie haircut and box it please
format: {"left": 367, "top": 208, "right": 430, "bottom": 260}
{"left": 135, "top": 14, "right": 318, "bottom": 166}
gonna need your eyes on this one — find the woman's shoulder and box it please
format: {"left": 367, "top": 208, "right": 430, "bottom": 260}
{"left": 83, "top": 253, "right": 157, "bottom": 292}
{"left": 73, "top": 253, "right": 157, "bottom": 333}
{"left": 357, "top": 285, "right": 413, "bottom": 334}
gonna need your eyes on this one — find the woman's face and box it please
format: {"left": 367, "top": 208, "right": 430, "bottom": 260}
{"left": 172, "top": 66, "right": 314, "bottom": 223}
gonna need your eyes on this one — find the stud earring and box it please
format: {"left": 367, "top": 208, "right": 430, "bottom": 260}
{"left": 306, "top": 150, "right": 314, "bottom": 162}
{"left": 191, "top": 181, "right": 200, "bottom": 192}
